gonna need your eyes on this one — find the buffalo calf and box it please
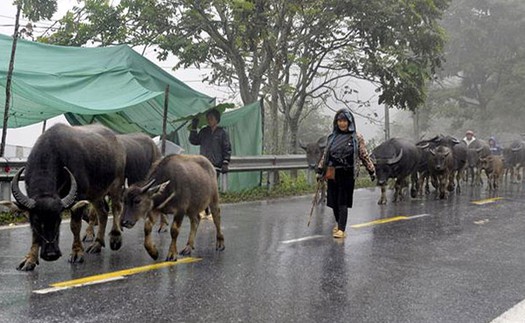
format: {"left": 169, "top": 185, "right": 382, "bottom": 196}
{"left": 121, "top": 154, "right": 224, "bottom": 261}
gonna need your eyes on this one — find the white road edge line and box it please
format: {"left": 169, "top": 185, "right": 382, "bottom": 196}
{"left": 33, "top": 276, "right": 126, "bottom": 294}
{"left": 281, "top": 235, "right": 325, "bottom": 244}
{"left": 490, "top": 298, "right": 525, "bottom": 323}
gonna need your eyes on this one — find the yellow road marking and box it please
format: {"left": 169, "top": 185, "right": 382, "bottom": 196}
{"left": 350, "top": 216, "right": 408, "bottom": 228}
{"left": 471, "top": 197, "right": 504, "bottom": 205}
{"left": 33, "top": 258, "right": 201, "bottom": 294}
{"left": 52, "top": 257, "right": 201, "bottom": 288}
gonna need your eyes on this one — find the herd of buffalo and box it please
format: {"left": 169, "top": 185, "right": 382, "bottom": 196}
{"left": 1, "top": 123, "right": 225, "bottom": 271}
{"left": 301, "top": 134, "right": 525, "bottom": 205}
{"left": 4, "top": 122, "right": 525, "bottom": 272}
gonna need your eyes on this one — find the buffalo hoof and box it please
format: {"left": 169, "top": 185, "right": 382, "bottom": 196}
{"left": 17, "top": 257, "right": 38, "bottom": 271}
{"left": 377, "top": 199, "right": 387, "bottom": 205}
{"left": 68, "top": 252, "right": 85, "bottom": 264}
{"left": 109, "top": 234, "right": 122, "bottom": 251}
{"left": 82, "top": 232, "right": 95, "bottom": 243}
{"left": 145, "top": 245, "right": 159, "bottom": 260}
{"left": 410, "top": 188, "right": 417, "bottom": 198}
{"left": 216, "top": 241, "right": 225, "bottom": 251}
{"left": 179, "top": 246, "right": 192, "bottom": 256}
{"left": 165, "top": 253, "right": 177, "bottom": 262}
{"left": 85, "top": 242, "right": 103, "bottom": 254}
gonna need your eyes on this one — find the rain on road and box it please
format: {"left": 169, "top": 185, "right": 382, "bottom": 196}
{"left": 1, "top": 184, "right": 525, "bottom": 323}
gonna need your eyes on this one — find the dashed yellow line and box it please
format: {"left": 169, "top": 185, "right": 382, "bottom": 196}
{"left": 34, "top": 257, "right": 201, "bottom": 294}
{"left": 471, "top": 197, "right": 504, "bottom": 205}
{"left": 350, "top": 216, "right": 409, "bottom": 228}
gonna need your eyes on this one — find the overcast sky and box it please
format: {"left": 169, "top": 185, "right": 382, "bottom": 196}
{"left": 0, "top": 0, "right": 387, "bottom": 147}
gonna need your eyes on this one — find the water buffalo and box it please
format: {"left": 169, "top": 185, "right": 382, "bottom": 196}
{"left": 428, "top": 145, "right": 454, "bottom": 199}
{"left": 120, "top": 154, "right": 225, "bottom": 261}
{"left": 2, "top": 124, "right": 126, "bottom": 271}
{"left": 299, "top": 136, "right": 327, "bottom": 205}
{"left": 480, "top": 155, "right": 504, "bottom": 191}
{"left": 507, "top": 140, "right": 525, "bottom": 183}
{"left": 83, "top": 133, "right": 165, "bottom": 242}
{"left": 417, "top": 135, "right": 467, "bottom": 194}
{"left": 466, "top": 139, "right": 490, "bottom": 186}
{"left": 371, "top": 138, "right": 420, "bottom": 205}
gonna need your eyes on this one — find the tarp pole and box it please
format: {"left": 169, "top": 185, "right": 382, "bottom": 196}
{"left": 1, "top": 5, "right": 21, "bottom": 157}
{"left": 161, "top": 85, "right": 169, "bottom": 155}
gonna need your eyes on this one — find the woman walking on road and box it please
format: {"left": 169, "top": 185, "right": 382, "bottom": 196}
{"left": 317, "top": 108, "right": 376, "bottom": 238}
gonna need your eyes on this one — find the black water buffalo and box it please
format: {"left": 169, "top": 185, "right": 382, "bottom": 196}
{"left": 299, "top": 136, "right": 327, "bottom": 205}
{"left": 507, "top": 140, "right": 525, "bottom": 183}
{"left": 120, "top": 154, "right": 225, "bottom": 261}
{"left": 466, "top": 139, "right": 490, "bottom": 186}
{"left": 3, "top": 124, "right": 126, "bottom": 271}
{"left": 417, "top": 135, "right": 467, "bottom": 194}
{"left": 371, "top": 138, "right": 420, "bottom": 205}
{"left": 83, "top": 133, "right": 165, "bottom": 242}
{"left": 428, "top": 145, "right": 454, "bottom": 199}
{"left": 299, "top": 136, "right": 327, "bottom": 169}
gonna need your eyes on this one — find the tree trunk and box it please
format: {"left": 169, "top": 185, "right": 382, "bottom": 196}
{"left": 1, "top": 5, "right": 21, "bottom": 157}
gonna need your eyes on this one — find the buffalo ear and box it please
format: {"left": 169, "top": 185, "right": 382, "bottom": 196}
{"left": 299, "top": 140, "right": 307, "bottom": 151}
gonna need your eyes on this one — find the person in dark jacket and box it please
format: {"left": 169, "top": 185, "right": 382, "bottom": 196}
{"left": 317, "top": 108, "right": 375, "bottom": 238}
{"left": 488, "top": 136, "right": 502, "bottom": 156}
{"left": 189, "top": 108, "right": 232, "bottom": 173}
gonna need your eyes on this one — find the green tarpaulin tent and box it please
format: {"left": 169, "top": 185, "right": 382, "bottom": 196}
{"left": 0, "top": 34, "right": 262, "bottom": 191}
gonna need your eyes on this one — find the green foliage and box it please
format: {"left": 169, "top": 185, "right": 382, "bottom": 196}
{"left": 15, "top": 0, "right": 57, "bottom": 21}
{"left": 0, "top": 210, "right": 27, "bottom": 227}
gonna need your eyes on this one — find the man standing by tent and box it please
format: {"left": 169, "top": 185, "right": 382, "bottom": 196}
{"left": 189, "top": 108, "right": 232, "bottom": 175}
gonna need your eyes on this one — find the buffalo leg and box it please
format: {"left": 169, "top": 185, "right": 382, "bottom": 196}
{"left": 108, "top": 194, "right": 123, "bottom": 250}
{"left": 82, "top": 206, "right": 96, "bottom": 243}
{"left": 210, "top": 203, "right": 225, "bottom": 251}
{"left": 157, "top": 213, "right": 169, "bottom": 233}
{"left": 166, "top": 212, "right": 184, "bottom": 261}
{"left": 17, "top": 231, "right": 40, "bottom": 271}
{"left": 180, "top": 212, "right": 200, "bottom": 256}
{"left": 69, "top": 208, "right": 85, "bottom": 263}
{"left": 378, "top": 184, "right": 387, "bottom": 205}
{"left": 144, "top": 211, "right": 159, "bottom": 260}
{"left": 85, "top": 200, "right": 107, "bottom": 254}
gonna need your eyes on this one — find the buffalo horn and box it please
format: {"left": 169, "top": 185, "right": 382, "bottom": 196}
{"left": 140, "top": 179, "right": 156, "bottom": 193}
{"left": 387, "top": 149, "right": 403, "bottom": 164}
{"left": 417, "top": 142, "right": 430, "bottom": 149}
{"left": 11, "top": 167, "right": 36, "bottom": 210}
{"left": 61, "top": 167, "right": 78, "bottom": 209}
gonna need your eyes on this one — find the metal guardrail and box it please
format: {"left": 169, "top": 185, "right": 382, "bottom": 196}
{"left": 0, "top": 155, "right": 310, "bottom": 198}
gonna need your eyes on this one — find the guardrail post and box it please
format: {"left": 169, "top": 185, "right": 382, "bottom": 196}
{"left": 220, "top": 173, "right": 228, "bottom": 192}
{"left": 268, "top": 170, "right": 275, "bottom": 190}
{"left": 0, "top": 181, "right": 10, "bottom": 201}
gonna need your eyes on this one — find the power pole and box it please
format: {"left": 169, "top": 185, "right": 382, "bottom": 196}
{"left": 1, "top": 5, "right": 21, "bottom": 157}
{"left": 384, "top": 105, "right": 390, "bottom": 141}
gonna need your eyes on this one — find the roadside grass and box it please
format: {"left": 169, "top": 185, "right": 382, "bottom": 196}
{"left": 0, "top": 169, "right": 374, "bottom": 226}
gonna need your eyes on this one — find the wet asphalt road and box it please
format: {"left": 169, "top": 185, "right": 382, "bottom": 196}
{"left": 1, "top": 183, "right": 525, "bottom": 323}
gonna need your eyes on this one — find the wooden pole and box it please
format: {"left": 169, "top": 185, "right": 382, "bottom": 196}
{"left": 1, "top": 5, "right": 21, "bottom": 157}
{"left": 161, "top": 85, "right": 169, "bottom": 155}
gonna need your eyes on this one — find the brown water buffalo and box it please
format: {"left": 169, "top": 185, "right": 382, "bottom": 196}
{"left": 480, "top": 155, "right": 504, "bottom": 191}
{"left": 1, "top": 124, "right": 126, "bottom": 271}
{"left": 120, "top": 154, "right": 225, "bottom": 261}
